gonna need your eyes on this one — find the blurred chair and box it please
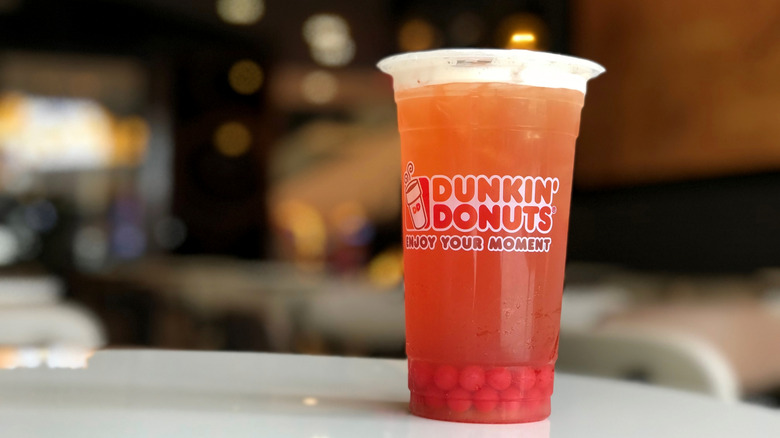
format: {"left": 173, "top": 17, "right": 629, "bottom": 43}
{"left": 557, "top": 328, "right": 740, "bottom": 402}
{"left": 0, "top": 276, "right": 105, "bottom": 365}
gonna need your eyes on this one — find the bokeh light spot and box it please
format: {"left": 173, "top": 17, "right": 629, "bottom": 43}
{"left": 303, "top": 14, "right": 349, "bottom": 44}
{"left": 301, "top": 70, "right": 338, "bottom": 104}
{"left": 229, "top": 59, "right": 264, "bottom": 95}
{"left": 310, "top": 40, "right": 355, "bottom": 67}
{"left": 213, "top": 121, "right": 252, "bottom": 157}
{"left": 113, "top": 116, "right": 150, "bottom": 166}
{"left": 273, "top": 199, "right": 327, "bottom": 268}
{"left": 399, "top": 18, "right": 439, "bottom": 52}
{"left": 497, "top": 14, "right": 547, "bottom": 50}
{"left": 368, "top": 248, "right": 404, "bottom": 289}
{"left": 216, "top": 0, "right": 264, "bottom": 25}
{"left": 302, "top": 14, "right": 355, "bottom": 67}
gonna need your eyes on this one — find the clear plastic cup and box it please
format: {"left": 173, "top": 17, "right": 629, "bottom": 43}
{"left": 378, "top": 49, "right": 603, "bottom": 423}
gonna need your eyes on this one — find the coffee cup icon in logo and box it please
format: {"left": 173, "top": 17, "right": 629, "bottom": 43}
{"left": 404, "top": 162, "right": 429, "bottom": 230}
{"left": 405, "top": 179, "right": 428, "bottom": 230}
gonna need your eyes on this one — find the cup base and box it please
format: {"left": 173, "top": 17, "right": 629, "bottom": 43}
{"left": 409, "top": 392, "right": 550, "bottom": 424}
{"left": 407, "top": 359, "right": 555, "bottom": 424}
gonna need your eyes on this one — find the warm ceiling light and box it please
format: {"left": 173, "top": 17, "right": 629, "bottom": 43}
{"left": 511, "top": 33, "right": 536, "bottom": 43}
{"left": 497, "top": 13, "right": 547, "bottom": 51}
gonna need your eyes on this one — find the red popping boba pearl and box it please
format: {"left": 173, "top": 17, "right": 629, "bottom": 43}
{"left": 458, "top": 365, "right": 486, "bottom": 391}
{"left": 500, "top": 386, "right": 523, "bottom": 411}
{"left": 472, "top": 387, "right": 499, "bottom": 413}
{"left": 424, "top": 387, "right": 446, "bottom": 409}
{"left": 513, "top": 367, "right": 537, "bottom": 392}
{"left": 446, "top": 388, "right": 472, "bottom": 413}
{"left": 433, "top": 365, "right": 459, "bottom": 391}
{"left": 410, "top": 361, "right": 434, "bottom": 390}
{"left": 486, "top": 367, "right": 512, "bottom": 390}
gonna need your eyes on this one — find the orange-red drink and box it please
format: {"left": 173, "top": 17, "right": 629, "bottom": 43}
{"left": 379, "top": 50, "right": 603, "bottom": 423}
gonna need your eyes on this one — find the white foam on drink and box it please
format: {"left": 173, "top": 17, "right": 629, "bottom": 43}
{"left": 377, "top": 49, "right": 604, "bottom": 94}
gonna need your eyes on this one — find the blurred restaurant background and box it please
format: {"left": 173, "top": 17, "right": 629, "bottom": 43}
{"left": 2, "top": 0, "right": 780, "bottom": 408}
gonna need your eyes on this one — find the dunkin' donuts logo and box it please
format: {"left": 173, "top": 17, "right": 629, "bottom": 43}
{"left": 404, "top": 162, "right": 559, "bottom": 234}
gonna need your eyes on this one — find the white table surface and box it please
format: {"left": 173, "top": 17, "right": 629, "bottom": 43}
{"left": 0, "top": 350, "right": 778, "bottom": 437}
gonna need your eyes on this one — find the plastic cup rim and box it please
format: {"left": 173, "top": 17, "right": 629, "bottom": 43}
{"left": 377, "top": 48, "right": 604, "bottom": 77}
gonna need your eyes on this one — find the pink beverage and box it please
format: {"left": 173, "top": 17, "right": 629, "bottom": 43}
{"left": 378, "top": 50, "right": 603, "bottom": 423}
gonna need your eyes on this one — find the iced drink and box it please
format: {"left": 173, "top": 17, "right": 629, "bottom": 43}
{"left": 378, "top": 49, "right": 603, "bottom": 423}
